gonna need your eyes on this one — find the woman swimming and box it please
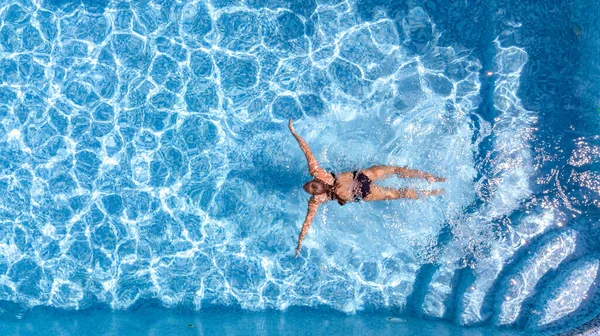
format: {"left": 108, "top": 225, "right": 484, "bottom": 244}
{"left": 289, "top": 118, "right": 446, "bottom": 257}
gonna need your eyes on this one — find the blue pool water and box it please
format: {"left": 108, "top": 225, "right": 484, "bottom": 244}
{"left": 0, "top": 0, "right": 599, "bottom": 335}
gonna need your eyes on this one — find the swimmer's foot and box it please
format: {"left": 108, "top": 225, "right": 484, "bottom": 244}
{"left": 426, "top": 176, "right": 446, "bottom": 183}
{"left": 422, "top": 189, "right": 445, "bottom": 197}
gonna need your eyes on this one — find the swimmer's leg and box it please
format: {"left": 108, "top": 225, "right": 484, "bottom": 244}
{"left": 361, "top": 165, "right": 445, "bottom": 183}
{"left": 360, "top": 165, "right": 396, "bottom": 181}
{"left": 363, "top": 185, "right": 444, "bottom": 201}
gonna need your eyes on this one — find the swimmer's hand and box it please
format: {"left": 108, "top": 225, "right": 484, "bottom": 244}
{"left": 288, "top": 118, "right": 296, "bottom": 133}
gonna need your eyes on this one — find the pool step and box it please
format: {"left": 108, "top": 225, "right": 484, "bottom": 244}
{"left": 457, "top": 210, "right": 558, "bottom": 326}
{"left": 526, "top": 256, "right": 600, "bottom": 332}
{"left": 415, "top": 214, "right": 600, "bottom": 333}
{"left": 417, "top": 208, "right": 559, "bottom": 324}
{"left": 420, "top": 262, "right": 459, "bottom": 319}
{"left": 493, "top": 230, "right": 578, "bottom": 326}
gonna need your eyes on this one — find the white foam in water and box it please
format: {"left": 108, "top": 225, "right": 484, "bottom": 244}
{"left": 420, "top": 30, "right": 540, "bottom": 325}
{"left": 454, "top": 35, "right": 537, "bottom": 257}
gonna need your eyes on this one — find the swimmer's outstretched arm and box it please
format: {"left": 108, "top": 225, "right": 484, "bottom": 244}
{"left": 288, "top": 118, "right": 331, "bottom": 182}
{"left": 296, "top": 196, "right": 324, "bottom": 257}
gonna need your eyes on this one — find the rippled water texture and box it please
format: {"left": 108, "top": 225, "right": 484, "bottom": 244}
{"left": 0, "top": 0, "right": 598, "bottom": 334}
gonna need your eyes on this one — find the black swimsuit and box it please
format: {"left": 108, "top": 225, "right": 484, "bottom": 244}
{"left": 327, "top": 171, "right": 372, "bottom": 205}
{"left": 352, "top": 171, "right": 372, "bottom": 201}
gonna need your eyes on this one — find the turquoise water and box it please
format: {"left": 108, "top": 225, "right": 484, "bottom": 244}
{"left": 0, "top": 305, "right": 529, "bottom": 336}
{"left": 0, "top": 0, "right": 599, "bottom": 335}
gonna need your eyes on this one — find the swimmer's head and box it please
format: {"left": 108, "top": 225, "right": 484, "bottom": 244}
{"left": 303, "top": 180, "right": 327, "bottom": 195}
